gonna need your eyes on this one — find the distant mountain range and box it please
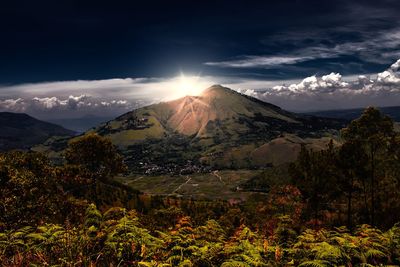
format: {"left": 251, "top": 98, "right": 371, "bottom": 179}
{"left": 0, "top": 112, "right": 75, "bottom": 151}
{"left": 305, "top": 106, "right": 400, "bottom": 122}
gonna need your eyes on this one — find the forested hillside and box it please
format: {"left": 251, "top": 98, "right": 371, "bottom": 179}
{"left": 0, "top": 112, "right": 75, "bottom": 151}
{"left": 1, "top": 107, "right": 400, "bottom": 266}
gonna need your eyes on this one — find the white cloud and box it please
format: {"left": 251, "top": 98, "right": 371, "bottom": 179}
{"left": 111, "top": 100, "right": 128, "bottom": 106}
{"left": 357, "top": 75, "right": 373, "bottom": 84}
{"left": 264, "top": 72, "right": 349, "bottom": 94}
{"left": 0, "top": 94, "right": 135, "bottom": 119}
{"left": 390, "top": 59, "right": 400, "bottom": 71}
{"left": 0, "top": 98, "right": 26, "bottom": 112}
{"left": 100, "top": 99, "right": 130, "bottom": 108}
{"left": 205, "top": 29, "right": 400, "bottom": 69}
{"left": 30, "top": 95, "right": 90, "bottom": 110}
{"left": 238, "top": 88, "right": 258, "bottom": 97}
{"left": 204, "top": 56, "right": 311, "bottom": 68}
{"left": 321, "top": 73, "right": 349, "bottom": 88}
{"left": 377, "top": 70, "right": 400, "bottom": 84}
{"left": 229, "top": 58, "right": 400, "bottom": 111}
{"left": 32, "top": 97, "right": 64, "bottom": 109}
{"left": 66, "top": 95, "right": 87, "bottom": 109}
{"left": 376, "top": 60, "right": 400, "bottom": 85}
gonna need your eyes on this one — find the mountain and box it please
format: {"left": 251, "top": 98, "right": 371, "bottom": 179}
{"left": 37, "top": 85, "right": 346, "bottom": 170}
{"left": 305, "top": 106, "right": 400, "bottom": 122}
{"left": 89, "top": 85, "right": 346, "bottom": 170}
{"left": 0, "top": 112, "right": 75, "bottom": 151}
{"left": 48, "top": 115, "right": 113, "bottom": 133}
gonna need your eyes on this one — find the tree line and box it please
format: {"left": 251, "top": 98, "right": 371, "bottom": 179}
{"left": 290, "top": 107, "right": 400, "bottom": 229}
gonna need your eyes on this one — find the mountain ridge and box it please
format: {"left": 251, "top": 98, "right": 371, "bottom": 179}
{"left": 305, "top": 105, "right": 400, "bottom": 122}
{"left": 0, "top": 112, "right": 76, "bottom": 151}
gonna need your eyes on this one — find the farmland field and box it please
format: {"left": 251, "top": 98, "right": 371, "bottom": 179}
{"left": 115, "top": 169, "right": 263, "bottom": 200}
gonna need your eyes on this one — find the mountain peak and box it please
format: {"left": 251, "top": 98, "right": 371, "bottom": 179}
{"left": 96, "top": 85, "right": 306, "bottom": 140}
{"left": 201, "top": 84, "right": 238, "bottom": 97}
{"left": 204, "top": 84, "right": 227, "bottom": 90}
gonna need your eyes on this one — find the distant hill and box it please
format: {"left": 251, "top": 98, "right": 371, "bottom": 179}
{"left": 48, "top": 115, "right": 113, "bottom": 133}
{"left": 95, "top": 85, "right": 344, "bottom": 143}
{"left": 0, "top": 112, "right": 75, "bottom": 151}
{"left": 305, "top": 106, "right": 400, "bottom": 122}
{"left": 89, "top": 85, "right": 346, "bottom": 169}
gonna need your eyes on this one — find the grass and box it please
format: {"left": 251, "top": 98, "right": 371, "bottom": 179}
{"left": 108, "top": 120, "right": 123, "bottom": 129}
{"left": 109, "top": 116, "right": 165, "bottom": 146}
{"left": 250, "top": 134, "right": 340, "bottom": 166}
{"left": 115, "top": 169, "right": 263, "bottom": 200}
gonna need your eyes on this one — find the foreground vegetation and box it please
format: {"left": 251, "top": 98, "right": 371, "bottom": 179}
{"left": 2, "top": 206, "right": 400, "bottom": 266}
{"left": 1, "top": 107, "right": 400, "bottom": 266}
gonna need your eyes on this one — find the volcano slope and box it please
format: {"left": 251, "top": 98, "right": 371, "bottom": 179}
{"left": 88, "top": 85, "right": 345, "bottom": 171}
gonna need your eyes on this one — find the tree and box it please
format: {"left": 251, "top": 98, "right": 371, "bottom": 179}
{"left": 289, "top": 143, "right": 337, "bottom": 225}
{"left": 64, "top": 133, "right": 127, "bottom": 180}
{"left": 0, "top": 151, "right": 85, "bottom": 228}
{"left": 341, "top": 107, "right": 395, "bottom": 225}
{"left": 336, "top": 140, "right": 367, "bottom": 229}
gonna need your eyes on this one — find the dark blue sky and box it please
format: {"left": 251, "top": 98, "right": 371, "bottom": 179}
{"left": 1, "top": 0, "right": 400, "bottom": 84}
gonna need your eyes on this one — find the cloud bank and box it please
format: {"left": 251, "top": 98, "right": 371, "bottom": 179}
{"left": 1, "top": 59, "right": 400, "bottom": 118}
{"left": 0, "top": 94, "right": 135, "bottom": 115}
{"left": 235, "top": 59, "right": 400, "bottom": 111}
{"left": 0, "top": 76, "right": 215, "bottom": 119}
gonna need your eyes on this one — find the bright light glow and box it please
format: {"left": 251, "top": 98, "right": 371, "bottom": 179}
{"left": 176, "top": 74, "right": 204, "bottom": 96}
{"left": 166, "top": 74, "right": 212, "bottom": 99}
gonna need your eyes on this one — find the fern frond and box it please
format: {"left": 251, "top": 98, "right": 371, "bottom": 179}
{"left": 365, "top": 248, "right": 387, "bottom": 259}
{"left": 221, "top": 260, "right": 251, "bottom": 267}
{"left": 298, "top": 260, "right": 332, "bottom": 267}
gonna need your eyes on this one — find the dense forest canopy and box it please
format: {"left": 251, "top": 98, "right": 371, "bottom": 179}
{"left": 1, "top": 107, "right": 400, "bottom": 266}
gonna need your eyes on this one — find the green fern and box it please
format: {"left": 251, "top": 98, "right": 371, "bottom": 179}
{"left": 298, "top": 259, "right": 332, "bottom": 267}
{"left": 221, "top": 260, "right": 251, "bottom": 267}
